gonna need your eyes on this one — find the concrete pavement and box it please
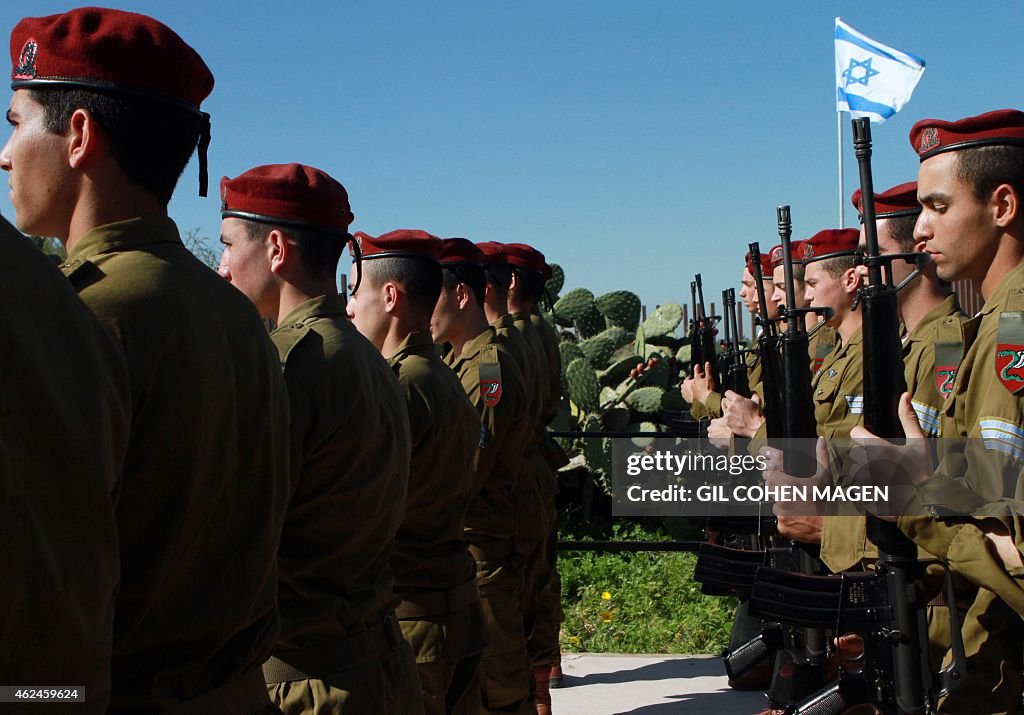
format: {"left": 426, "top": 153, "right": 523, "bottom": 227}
{"left": 550, "top": 653, "right": 768, "bottom": 715}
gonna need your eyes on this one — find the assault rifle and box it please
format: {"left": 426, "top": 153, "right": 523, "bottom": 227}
{"left": 720, "top": 288, "right": 751, "bottom": 398}
{"left": 748, "top": 118, "right": 965, "bottom": 715}
{"left": 689, "top": 274, "right": 719, "bottom": 387}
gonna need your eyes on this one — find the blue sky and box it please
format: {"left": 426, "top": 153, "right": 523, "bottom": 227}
{"left": 2, "top": 1, "right": 1022, "bottom": 314}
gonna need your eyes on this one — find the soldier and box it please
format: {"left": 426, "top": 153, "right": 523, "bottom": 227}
{"left": 432, "top": 238, "right": 535, "bottom": 714}
{"left": 501, "top": 242, "right": 563, "bottom": 714}
{"left": 346, "top": 228, "right": 486, "bottom": 715}
{"left": 2, "top": 9, "right": 291, "bottom": 712}
{"left": 851, "top": 110, "right": 1024, "bottom": 712}
{"left": 513, "top": 251, "right": 571, "bottom": 699}
{"left": 218, "top": 164, "right": 420, "bottom": 714}
{"left": 1, "top": 215, "right": 129, "bottom": 714}
{"left": 477, "top": 243, "right": 549, "bottom": 701}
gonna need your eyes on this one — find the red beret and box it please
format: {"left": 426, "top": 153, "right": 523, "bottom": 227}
{"left": 440, "top": 238, "right": 484, "bottom": 267}
{"left": 221, "top": 163, "right": 354, "bottom": 234}
{"left": 11, "top": 7, "right": 215, "bottom": 195}
{"left": 745, "top": 249, "right": 774, "bottom": 277}
{"left": 766, "top": 241, "right": 806, "bottom": 272}
{"left": 852, "top": 182, "right": 920, "bottom": 221}
{"left": 11, "top": 7, "right": 212, "bottom": 112}
{"left": 803, "top": 229, "right": 859, "bottom": 262}
{"left": 910, "top": 109, "right": 1024, "bottom": 161}
{"left": 476, "top": 241, "right": 507, "bottom": 266}
{"left": 502, "top": 243, "right": 546, "bottom": 273}
{"left": 352, "top": 229, "right": 442, "bottom": 262}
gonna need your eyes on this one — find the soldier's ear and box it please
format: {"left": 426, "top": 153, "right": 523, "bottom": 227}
{"left": 992, "top": 183, "right": 1019, "bottom": 229}
{"left": 267, "top": 229, "right": 289, "bottom": 274}
{"left": 456, "top": 281, "right": 471, "bottom": 310}
{"left": 66, "top": 108, "right": 102, "bottom": 170}
{"left": 383, "top": 281, "right": 399, "bottom": 313}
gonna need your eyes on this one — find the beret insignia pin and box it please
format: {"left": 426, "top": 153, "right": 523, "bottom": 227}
{"left": 918, "top": 127, "right": 940, "bottom": 155}
{"left": 13, "top": 40, "right": 37, "bottom": 80}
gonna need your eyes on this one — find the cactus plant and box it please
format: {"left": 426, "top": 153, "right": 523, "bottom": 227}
{"left": 574, "top": 304, "right": 606, "bottom": 339}
{"left": 559, "top": 341, "right": 585, "bottom": 368}
{"left": 596, "top": 290, "right": 641, "bottom": 332}
{"left": 579, "top": 327, "right": 629, "bottom": 367}
{"left": 545, "top": 263, "right": 564, "bottom": 297}
{"left": 625, "top": 386, "right": 666, "bottom": 414}
{"left": 642, "top": 302, "right": 684, "bottom": 338}
{"left": 554, "top": 288, "right": 595, "bottom": 322}
{"left": 566, "top": 358, "right": 601, "bottom": 413}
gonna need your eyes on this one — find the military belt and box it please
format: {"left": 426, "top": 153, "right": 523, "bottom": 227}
{"left": 395, "top": 579, "right": 480, "bottom": 619}
{"left": 261, "top": 613, "right": 403, "bottom": 684}
{"left": 468, "top": 537, "right": 517, "bottom": 563}
{"left": 164, "top": 667, "right": 270, "bottom": 714}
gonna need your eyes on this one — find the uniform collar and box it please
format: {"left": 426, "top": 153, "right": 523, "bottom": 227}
{"left": 905, "top": 294, "right": 960, "bottom": 344}
{"left": 448, "top": 326, "right": 495, "bottom": 370}
{"left": 276, "top": 294, "right": 346, "bottom": 329}
{"left": 491, "top": 313, "right": 515, "bottom": 330}
{"left": 387, "top": 331, "right": 435, "bottom": 366}
{"left": 66, "top": 215, "right": 182, "bottom": 262}
{"left": 979, "top": 259, "right": 1024, "bottom": 316}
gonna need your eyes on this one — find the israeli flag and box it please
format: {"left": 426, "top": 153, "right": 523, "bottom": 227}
{"left": 835, "top": 18, "right": 925, "bottom": 123}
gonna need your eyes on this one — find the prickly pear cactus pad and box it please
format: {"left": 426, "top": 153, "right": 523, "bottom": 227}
{"left": 624, "top": 385, "right": 666, "bottom": 414}
{"left": 545, "top": 263, "right": 564, "bottom": 297}
{"left": 559, "top": 341, "right": 585, "bottom": 369}
{"left": 579, "top": 327, "right": 629, "bottom": 368}
{"left": 553, "top": 288, "right": 595, "bottom": 322}
{"left": 595, "top": 290, "right": 641, "bottom": 332}
{"left": 574, "top": 304, "right": 606, "bottom": 339}
{"left": 566, "top": 358, "right": 601, "bottom": 413}
{"left": 642, "top": 302, "right": 684, "bottom": 337}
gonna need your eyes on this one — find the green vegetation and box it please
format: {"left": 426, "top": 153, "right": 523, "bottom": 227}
{"left": 557, "top": 520, "right": 735, "bottom": 655}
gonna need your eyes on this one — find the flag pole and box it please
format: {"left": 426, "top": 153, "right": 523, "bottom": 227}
{"left": 837, "top": 110, "right": 845, "bottom": 228}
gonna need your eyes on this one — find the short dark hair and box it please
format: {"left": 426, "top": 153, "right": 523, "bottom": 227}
{"left": 886, "top": 213, "right": 919, "bottom": 253}
{"left": 243, "top": 221, "right": 342, "bottom": 280}
{"left": 29, "top": 88, "right": 203, "bottom": 207}
{"left": 510, "top": 266, "right": 545, "bottom": 303}
{"left": 817, "top": 254, "right": 857, "bottom": 278}
{"left": 955, "top": 145, "right": 1024, "bottom": 204}
{"left": 362, "top": 256, "right": 442, "bottom": 315}
{"left": 442, "top": 265, "right": 486, "bottom": 307}
{"left": 484, "top": 264, "right": 513, "bottom": 291}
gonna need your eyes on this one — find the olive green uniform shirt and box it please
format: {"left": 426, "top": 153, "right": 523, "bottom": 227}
{"left": 3, "top": 217, "right": 130, "bottom": 714}
{"left": 389, "top": 332, "right": 486, "bottom": 668}
{"left": 493, "top": 314, "right": 547, "bottom": 545}
{"left": 62, "top": 216, "right": 291, "bottom": 710}
{"left": 446, "top": 327, "right": 531, "bottom": 549}
{"left": 271, "top": 295, "right": 411, "bottom": 650}
{"left": 812, "top": 326, "right": 864, "bottom": 439}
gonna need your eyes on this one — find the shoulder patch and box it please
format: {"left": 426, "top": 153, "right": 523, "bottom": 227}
{"left": 61, "top": 258, "right": 102, "bottom": 289}
{"left": 479, "top": 343, "right": 503, "bottom": 407}
{"left": 934, "top": 340, "right": 963, "bottom": 399}
{"left": 996, "top": 311, "right": 1024, "bottom": 395}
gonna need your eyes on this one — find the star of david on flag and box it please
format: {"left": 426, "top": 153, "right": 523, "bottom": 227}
{"left": 835, "top": 18, "right": 925, "bottom": 123}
